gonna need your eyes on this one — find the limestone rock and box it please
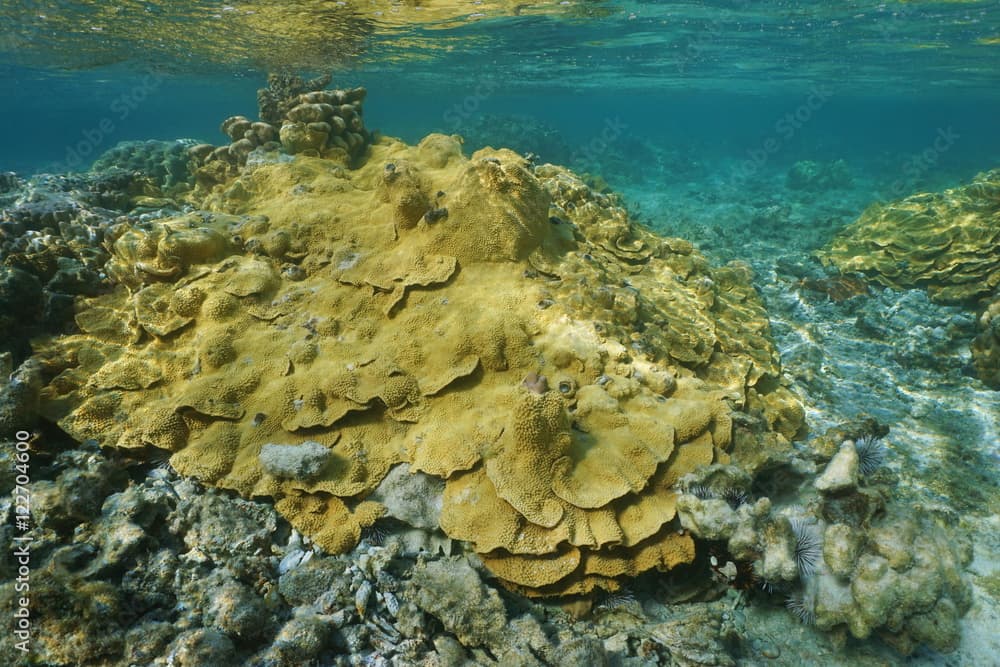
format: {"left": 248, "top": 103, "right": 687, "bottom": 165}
{"left": 823, "top": 523, "right": 861, "bottom": 578}
{"left": 815, "top": 441, "right": 859, "bottom": 494}
{"left": 369, "top": 462, "right": 445, "bottom": 529}
{"left": 408, "top": 557, "right": 508, "bottom": 648}
{"left": 676, "top": 496, "right": 738, "bottom": 541}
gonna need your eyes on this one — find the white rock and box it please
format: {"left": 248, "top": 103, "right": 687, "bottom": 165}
{"left": 815, "top": 441, "right": 859, "bottom": 494}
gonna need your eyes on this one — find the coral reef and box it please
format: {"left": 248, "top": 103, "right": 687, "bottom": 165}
{"left": 818, "top": 168, "right": 999, "bottom": 305}
{"left": 818, "top": 169, "right": 1000, "bottom": 387}
{"left": 257, "top": 72, "right": 334, "bottom": 126}
{"left": 90, "top": 139, "right": 198, "bottom": 194}
{"left": 188, "top": 76, "right": 371, "bottom": 195}
{"left": 34, "top": 116, "right": 802, "bottom": 598}
{"left": 3, "top": 87, "right": 988, "bottom": 664}
{"left": 0, "top": 169, "right": 174, "bottom": 360}
{"left": 675, "top": 420, "right": 973, "bottom": 657}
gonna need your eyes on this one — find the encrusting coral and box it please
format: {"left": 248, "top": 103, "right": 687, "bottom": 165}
{"left": 818, "top": 168, "right": 1000, "bottom": 387}
{"left": 34, "top": 82, "right": 803, "bottom": 598}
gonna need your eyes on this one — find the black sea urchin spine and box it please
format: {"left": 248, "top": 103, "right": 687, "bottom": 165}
{"left": 854, "top": 434, "right": 887, "bottom": 476}
{"left": 789, "top": 517, "right": 822, "bottom": 578}
{"left": 786, "top": 592, "right": 816, "bottom": 625}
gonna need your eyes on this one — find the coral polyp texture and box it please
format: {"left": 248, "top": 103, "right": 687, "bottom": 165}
{"left": 817, "top": 168, "right": 1000, "bottom": 387}
{"left": 36, "top": 97, "right": 802, "bottom": 597}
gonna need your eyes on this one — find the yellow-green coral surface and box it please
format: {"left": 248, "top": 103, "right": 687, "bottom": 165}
{"left": 38, "top": 131, "right": 801, "bottom": 596}
{"left": 819, "top": 168, "right": 1000, "bottom": 387}
{"left": 819, "top": 169, "right": 1000, "bottom": 305}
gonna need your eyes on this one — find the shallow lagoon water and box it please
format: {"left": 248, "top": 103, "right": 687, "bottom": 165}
{"left": 1, "top": 2, "right": 999, "bottom": 666}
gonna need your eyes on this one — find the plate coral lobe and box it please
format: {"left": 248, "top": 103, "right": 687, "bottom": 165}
{"left": 35, "top": 79, "right": 803, "bottom": 597}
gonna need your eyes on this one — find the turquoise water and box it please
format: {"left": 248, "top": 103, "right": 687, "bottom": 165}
{"left": 2, "top": 1, "right": 999, "bottom": 183}
{"left": 2, "top": 2, "right": 999, "bottom": 665}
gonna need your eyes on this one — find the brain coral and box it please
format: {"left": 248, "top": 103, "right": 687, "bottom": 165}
{"left": 818, "top": 168, "right": 1000, "bottom": 387}
{"left": 37, "top": 119, "right": 802, "bottom": 596}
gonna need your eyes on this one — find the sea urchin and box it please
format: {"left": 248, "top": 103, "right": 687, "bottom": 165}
{"left": 789, "top": 517, "right": 822, "bottom": 578}
{"left": 786, "top": 591, "right": 816, "bottom": 625}
{"left": 853, "top": 433, "right": 887, "bottom": 476}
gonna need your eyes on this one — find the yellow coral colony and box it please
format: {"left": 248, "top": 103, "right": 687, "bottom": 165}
{"left": 818, "top": 169, "right": 1000, "bottom": 305}
{"left": 818, "top": 169, "right": 1000, "bottom": 388}
{"left": 37, "top": 88, "right": 801, "bottom": 597}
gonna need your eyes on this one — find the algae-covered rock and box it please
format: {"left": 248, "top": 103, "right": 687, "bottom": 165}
{"left": 164, "top": 629, "right": 236, "bottom": 667}
{"left": 823, "top": 523, "right": 862, "bottom": 578}
{"left": 549, "top": 636, "right": 608, "bottom": 666}
{"left": 408, "top": 557, "right": 509, "bottom": 648}
{"left": 0, "top": 567, "right": 126, "bottom": 665}
{"left": 278, "top": 558, "right": 350, "bottom": 607}
{"left": 971, "top": 294, "right": 1000, "bottom": 387}
{"left": 203, "top": 579, "right": 271, "bottom": 640}
{"left": 267, "top": 616, "right": 331, "bottom": 663}
{"left": 168, "top": 484, "right": 278, "bottom": 564}
{"left": 124, "top": 622, "right": 176, "bottom": 665}
{"left": 0, "top": 357, "right": 42, "bottom": 437}
{"left": 810, "top": 508, "right": 972, "bottom": 655}
{"left": 676, "top": 496, "right": 739, "bottom": 541}
{"left": 0, "top": 267, "right": 43, "bottom": 357}
{"left": 672, "top": 415, "right": 972, "bottom": 658}
{"left": 758, "top": 516, "right": 802, "bottom": 584}
{"left": 647, "top": 609, "right": 736, "bottom": 667}
{"left": 76, "top": 481, "right": 177, "bottom": 577}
